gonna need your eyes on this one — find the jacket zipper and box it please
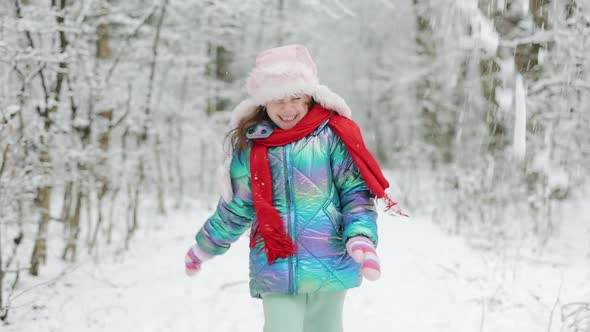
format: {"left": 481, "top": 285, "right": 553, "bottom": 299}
{"left": 284, "top": 144, "right": 296, "bottom": 294}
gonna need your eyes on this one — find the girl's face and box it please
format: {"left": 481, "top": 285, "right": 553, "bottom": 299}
{"left": 265, "top": 95, "right": 311, "bottom": 130}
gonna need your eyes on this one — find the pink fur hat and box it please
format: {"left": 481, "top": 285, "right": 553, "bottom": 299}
{"left": 230, "top": 44, "right": 352, "bottom": 128}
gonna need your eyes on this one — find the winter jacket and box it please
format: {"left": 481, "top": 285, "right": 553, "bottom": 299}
{"left": 195, "top": 119, "right": 378, "bottom": 298}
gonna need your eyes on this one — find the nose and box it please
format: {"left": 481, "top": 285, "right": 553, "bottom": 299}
{"left": 278, "top": 100, "right": 290, "bottom": 110}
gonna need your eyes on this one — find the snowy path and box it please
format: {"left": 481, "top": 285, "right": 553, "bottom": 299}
{"left": 4, "top": 198, "right": 589, "bottom": 332}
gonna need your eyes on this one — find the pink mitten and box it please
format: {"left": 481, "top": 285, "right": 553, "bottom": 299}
{"left": 184, "top": 243, "right": 212, "bottom": 276}
{"left": 346, "top": 236, "right": 381, "bottom": 281}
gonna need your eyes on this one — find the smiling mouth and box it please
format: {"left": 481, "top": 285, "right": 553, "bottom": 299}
{"left": 279, "top": 115, "right": 297, "bottom": 122}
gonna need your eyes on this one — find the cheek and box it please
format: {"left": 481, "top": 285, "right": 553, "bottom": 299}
{"left": 265, "top": 107, "right": 280, "bottom": 120}
{"left": 269, "top": 113, "right": 280, "bottom": 122}
{"left": 298, "top": 104, "right": 310, "bottom": 115}
{"left": 265, "top": 105, "right": 278, "bottom": 114}
{"left": 293, "top": 103, "right": 308, "bottom": 113}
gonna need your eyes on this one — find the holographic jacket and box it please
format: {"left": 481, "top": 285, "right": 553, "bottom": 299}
{"left": 196, "top": 120, "right": 378, "bottom": 298}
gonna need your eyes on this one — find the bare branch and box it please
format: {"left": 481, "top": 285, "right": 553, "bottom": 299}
{"left": 104, "top": 5, "right": 158, "bottom": 83}
{"left": 547, "top": 275, "right": 563, "bottom": 332}
{"left": 0, "top": 144, "right": 9, "bottom": 178}
{"left": 13, "top": 0, "right": 50, "bottom": 118}
{"left": 499, "top": 30, "right": 565, "bottom": 48}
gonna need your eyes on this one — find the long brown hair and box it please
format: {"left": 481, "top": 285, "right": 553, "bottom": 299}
{"left": 227, "top": 105, "right": 270, "bottom": 153}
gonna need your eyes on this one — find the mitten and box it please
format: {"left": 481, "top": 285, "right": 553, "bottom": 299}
{"left": 184, "top": 243, "right": 212, "bottom": 276}
{"left": 346, "top": 235, "right": 381, "bottom": 281}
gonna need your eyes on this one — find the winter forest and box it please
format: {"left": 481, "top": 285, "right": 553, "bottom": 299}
{"left": 0, "top": 0, "right": 589, "bottom": 331}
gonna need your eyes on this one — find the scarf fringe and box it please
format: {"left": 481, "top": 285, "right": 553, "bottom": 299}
{"left": 381, "top": 194, "right": 409, "bottom": 217}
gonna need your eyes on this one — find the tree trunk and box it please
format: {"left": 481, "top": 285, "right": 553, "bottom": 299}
{"left": 97, "top": 23, "right": 111, "bottom": 59}
{"left": 62, "top": 185, "right": 82, "bottom": 262}
{"left": 89, "top": 110, "right": 113, "bottom": 254}
{"left": 125, "top": 184, "right": 140, "bottom": 250}
{"left": 141, "top": 1, "right": 168, "bottom": 217}
{"left": 154, "top": 135, "right": 167, "bottom": 215}
{"left": 170, "top": 104, "right": 184, "bottom": 208}
{"left": 61, "top": 181, "right": 73, "bottom": 234}
{"left": 30, "top": 157, "right": 51, "bottom": 276}
{"left": 0, "top": 145, "right": 8, "bottom": 315}
{"left": 14, "top": 0, "right": 53, "bottom": 278}
{"left": 91, "top": 6, "right": 112, "bottom": 252}
{"left": 412, "top": 0, "right": 454, "bottom": 166}
{"left": 107, "top": 187, "right": 119, "bottom": 244}
{"left": 0, "top": 231, "right": 3, "bottom": 320}
{"left": 205, "top": 43, "right": 233, "bottom": 115}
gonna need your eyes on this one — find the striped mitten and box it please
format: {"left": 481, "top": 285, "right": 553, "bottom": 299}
{"left": 345, "top": 235, "right": 381, "bottom": 281}
{"left": 184, "top": 243, "right": 212, "bottom": 276}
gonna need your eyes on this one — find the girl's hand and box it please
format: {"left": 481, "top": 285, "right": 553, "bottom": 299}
{"left": 184, "top": 243, "right": 212, "bottom": 276}
{"left": 345, "top": 236, "right": 381, "bottom": 281}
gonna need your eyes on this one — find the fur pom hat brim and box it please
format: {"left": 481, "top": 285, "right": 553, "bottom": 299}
{"left": 230, "top": 84, "right": 352, "bottom": 128}
{"left": 229, "top": 44, "right": 352, "bottom": 128}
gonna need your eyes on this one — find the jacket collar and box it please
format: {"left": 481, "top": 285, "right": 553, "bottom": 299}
{"left": 246, "top": 121, "right": 274, "bottom": 139}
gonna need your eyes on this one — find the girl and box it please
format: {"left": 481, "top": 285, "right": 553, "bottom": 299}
{"left": 185, "top": 44, "right": 403, "bottom": 332}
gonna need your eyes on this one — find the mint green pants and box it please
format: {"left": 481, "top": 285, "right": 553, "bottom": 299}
{"left": 261, "top": 290, "right": 347, "bottom": 332}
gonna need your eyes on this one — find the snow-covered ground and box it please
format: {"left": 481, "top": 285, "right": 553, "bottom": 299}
{"left": 3, "top": 196, "right": 589, "bottom": 332}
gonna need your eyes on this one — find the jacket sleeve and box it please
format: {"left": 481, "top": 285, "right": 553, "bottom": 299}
{"left": 195, "top": 148, "right": 255, "bottom": 255}
{"left": 330, "top": 134, "right": 379, "bottom": 246}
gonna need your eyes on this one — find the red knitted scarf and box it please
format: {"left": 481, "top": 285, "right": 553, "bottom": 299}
{"left": 250, "top": 104, "right": 396, "bottom": 264}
